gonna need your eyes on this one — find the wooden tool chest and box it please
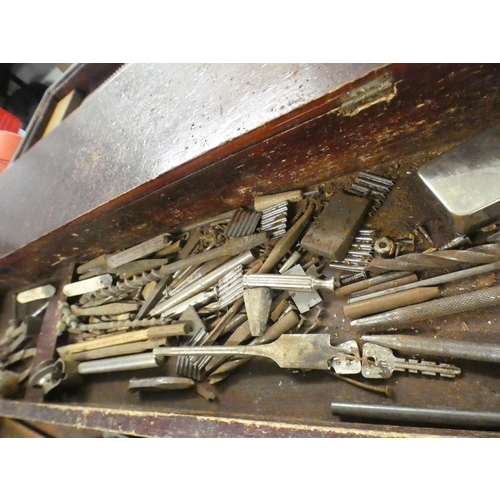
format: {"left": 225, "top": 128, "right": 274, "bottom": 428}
{"left": 1, "top": 63, "right": 500, "bottom": 437}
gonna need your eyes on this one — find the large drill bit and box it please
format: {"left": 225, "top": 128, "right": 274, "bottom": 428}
{"left": 350, "top": 285, "right": 500, "bottom": 330}
{"left": 368, "top": 243, "right": 500, "bottom": 272}
{"left": 361, "top": 334, "right": 500, "bottom": 364}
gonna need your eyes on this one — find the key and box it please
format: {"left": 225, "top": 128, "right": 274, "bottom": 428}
{"left": 361, "top": 343, "right": 461, "bottom": 379}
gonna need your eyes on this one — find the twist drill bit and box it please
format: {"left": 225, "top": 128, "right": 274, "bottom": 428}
{"left": 351, "top": 285, "right": 500, "bottom": 330}
{"left": 368, "top": 243, "right": 500, "bottom": 273}
{"left": 361, "top": 334, "right": 500, "bottom": 364}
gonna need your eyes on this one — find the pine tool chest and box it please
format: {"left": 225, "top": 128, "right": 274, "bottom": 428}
{"left": 2, "top": 63, "right": 500, "bottom": 437}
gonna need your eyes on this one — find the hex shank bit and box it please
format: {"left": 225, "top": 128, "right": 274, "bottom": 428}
{"left": 368, "top": 243, "right": 500, "bottom": 272}
{"left": 361, "top": 334, "right": 500, "bottom": 364}
{"left": 351, "top": 285, "right": 500, "bottom": 330}
{"left": 330, "top": 402, "right": 500, "bottom": 428}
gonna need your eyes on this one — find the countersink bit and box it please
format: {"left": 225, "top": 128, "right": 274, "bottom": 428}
{"left": 361, "top": 334, "right": 500, "bottom": 364}
{"left": 368, "top": 243, "right": 500, "bottom": 272}
{"left": 243, "top": 288, "right": 273, "bottom": 336}
{"left": 351, "top": 284, "right": 500, "bottom": 330}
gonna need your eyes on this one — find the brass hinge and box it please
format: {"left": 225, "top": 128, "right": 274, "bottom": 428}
{"left": 338, "top": 74, "right": 397, "bottom": 116}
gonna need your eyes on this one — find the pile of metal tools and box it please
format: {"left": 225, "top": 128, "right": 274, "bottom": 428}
{"left": 5, "top": 160, "right": 500, "bottom": 429}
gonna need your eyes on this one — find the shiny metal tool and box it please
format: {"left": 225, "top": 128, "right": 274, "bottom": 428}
{"left": 351, "top": 285, "right": 500, "bottom": 330}
{"left": 155, "top": 334, "right": 362, "bottom": 374}
{"left": 77, "top": 353, "right": 164, "bottom": 375}
{"left": 368, "top": 243, "right": 500, "bottom": 272}
{"left": 331, "top": 402, "right": 500, "bottom": 428}
{"left": 418, "top": 123, "right": 500, "bottom": 235}
{"left": 361, "top": 343, "right": 461, "bottom": 379}
{"left": 243, "top": 274, "right": 335, "bottom": 292}
{"left": 361, "top": 334, "right": 500, "bottom": 364}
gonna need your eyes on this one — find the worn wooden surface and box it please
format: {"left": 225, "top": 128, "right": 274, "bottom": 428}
{"left": 0, "top": 399, "right": 496, "bottom": 437}
{"left": 4, "top": 64, "right": 500, "bottom": 291}
{"left": 2, "top": 64, "right": 500, "bottom": 437}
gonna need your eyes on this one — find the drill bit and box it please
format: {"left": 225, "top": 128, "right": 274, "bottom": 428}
{"left": 351, "top": 285, "right": 500, "bottom": 330}
{"left": 361, "top": 334, "right": 500, "bottom": 364}
{"left": 368, "top": 243, "right": 500, "bottom": 272}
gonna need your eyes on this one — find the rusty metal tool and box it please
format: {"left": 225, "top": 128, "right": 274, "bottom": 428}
{"left": 136, "top": 277, "right": 169, "bottom": 319}
{"left": 259, "top": 202, "right": 315, "bottom": 274}
{"left": 351, "top": 285, "right": 500, "bottom": 330}
{"left": 361, "top": 334, "right": 500, "bottom": 364}
{"left": 343, "top": 287, "right": 440, "bottom": 319}
{"left": 348, "top": 260, "right": 500, "bottom": 304}
{"left": 58, "top": 323, "right": 190, "bottom": 357}
{"left": 128, "top": 376, "right": 195, "bottom": 391}
{"left": 438, "top": 235, "right": 472, "bottom": 251}
{"left": 70, "top": 302, "right": 140, "bottom": 317}
{"left": 243, "top": 274, "right": 335, "bottom": 292}
{"left": 327, "top": 372, "right": 393, "bottom": 397}
{"left": 300, "top": 193, "right": 371, "bottom": 261}
{"left": 70, "top": 317, "right": 173, "bottom": 333}
{"left": 414, "top": 222, "right": 435, "bottom": 247}
{"left": 350, "top": 274, "right": 418, "bottom": 298}
{"left": 361, "top": 343, "right": 461, "bottom": 379}
{"left": 331, "top": 402, "right": 500, "bottom": 428}
{"left": 207, "top": 310, "right": 300, "bottom": 383}
{"left": 155, "top": 333, "right": 362, "bottom": 373}
{"left": 71, "top": 338, "right": 167, "bottom": 361}
{"left": 254, "top": 190, "right": 303, "bottom": 211}
{"left": 368, "top": 243, "right": 500, "bottom": 272}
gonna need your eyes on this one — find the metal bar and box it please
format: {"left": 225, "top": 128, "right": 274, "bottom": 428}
{"left": 331, "top": 402, "right": 500, "bottom": 428}
{"left": 77, "top": 353, "right": 163, "bottom": 375}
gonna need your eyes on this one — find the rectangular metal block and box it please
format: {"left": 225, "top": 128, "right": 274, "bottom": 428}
{"left": 300, "top": 192, "right": 371, "bottom": 261}
{"left": 418, "top": 124, "right": 500, "bottom": 235}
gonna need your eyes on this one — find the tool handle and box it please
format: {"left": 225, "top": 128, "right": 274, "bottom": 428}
{"left": 244, "top": 274, "right": 334, "bottom": 292}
